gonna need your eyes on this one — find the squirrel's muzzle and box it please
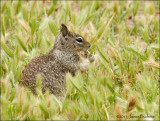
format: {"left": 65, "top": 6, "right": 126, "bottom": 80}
{"left": 86, "top": 42, "right": 91, "bottom": 48}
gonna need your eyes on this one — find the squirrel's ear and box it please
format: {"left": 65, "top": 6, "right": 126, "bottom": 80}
{"left": 61, "top": 24, "right": 69, "bottom": 37}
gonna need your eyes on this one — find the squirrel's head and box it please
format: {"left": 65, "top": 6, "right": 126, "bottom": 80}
{"left": 56, "top": 24, "right": 91, "bottom": 52}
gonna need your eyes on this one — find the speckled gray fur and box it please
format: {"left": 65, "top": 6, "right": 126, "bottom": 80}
{"left": 21, "top": 24, "right": 92, "bottom": 97}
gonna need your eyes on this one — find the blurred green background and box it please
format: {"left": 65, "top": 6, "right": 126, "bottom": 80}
{"left": 1, "top": 1, "right": 159, "bottom": 120}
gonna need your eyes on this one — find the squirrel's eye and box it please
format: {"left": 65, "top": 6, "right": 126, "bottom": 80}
{"left": 76, "top": 37, "right": 83, "bottom": 42}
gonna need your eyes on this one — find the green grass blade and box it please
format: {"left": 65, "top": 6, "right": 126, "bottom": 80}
{"left": 125, "top": 46, "right": 147, "bottom": 60}
{"left": 47, "top": 3, "right": 56, "bottom": 16}
{"left": 1, "top": 41, "right": 14, "bottom": 58}
{"left": 1, "top": 15, "right": 5, "bottom": 37}
{"left": 133, "top": 1, "right": 139, "bottom": 16}
{"left": 120, "top": 7, "right": 132, "bottom": 20}
{"left": 97, "top": 45, "right": 109, "bottom": 63}
{"left": 31, "top": 18, "right": 36, "bottom": 35}
{"left": 15, "top": 35, "right": 27, "bottom": 52}
{"left": 48, "top": 21, "right": 58, "bottom": 36}
{"left": 39, "top": 101, "right": 49, "bottom": 119}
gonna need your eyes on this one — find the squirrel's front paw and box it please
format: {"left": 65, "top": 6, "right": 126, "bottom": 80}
{"left": 82, "top": 50, "right": 95, "bottom": 62}
{"left": 88, "top": 54, "right": 95, "bottom": 63}
{"left": 83, "top": 50, "right": 90, "bottom": 58}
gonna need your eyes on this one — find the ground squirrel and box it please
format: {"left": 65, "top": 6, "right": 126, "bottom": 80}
{"left": 21, "top": 24, "right": 95, "bottom": 98}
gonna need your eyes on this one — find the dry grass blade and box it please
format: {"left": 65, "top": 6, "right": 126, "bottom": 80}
{"left": 127, "top": 96, "right": 137, "bottom": 112}
{"left": 116, "top": 104, "right": 122, "bottom": 121}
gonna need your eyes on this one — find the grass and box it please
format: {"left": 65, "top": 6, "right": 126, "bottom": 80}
{"left": 1, "top": 1, "right": 159, "bottom": 120}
